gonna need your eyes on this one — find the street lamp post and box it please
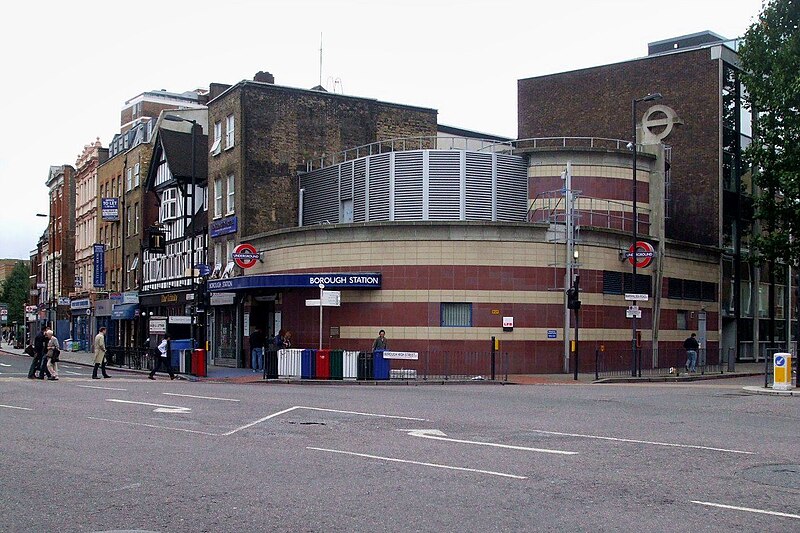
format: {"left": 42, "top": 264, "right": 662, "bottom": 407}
{"left": 631, "top": 92, "right": 662, "bottom": 377}
{"left": 163, "top": 115, "right": 200, "bottom": 349}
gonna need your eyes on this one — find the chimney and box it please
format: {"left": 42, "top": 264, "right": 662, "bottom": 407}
{"left": 254, "top": 71, "right": 275, "bottom": 84}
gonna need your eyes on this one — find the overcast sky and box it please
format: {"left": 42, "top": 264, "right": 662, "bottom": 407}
{"left": 0, "top": 0, "right": 763, "bottom": 260}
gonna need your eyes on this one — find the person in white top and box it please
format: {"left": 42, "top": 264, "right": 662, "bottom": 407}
{"left": 148, "top": 334, "right": 176, "bottom": 380}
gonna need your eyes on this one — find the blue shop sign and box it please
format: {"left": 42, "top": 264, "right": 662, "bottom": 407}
{"left": 210, "top": 216, "right": 238, "bottom": 238}
{"left": 208, "top": 272, "right": 382, "bottom": 292}
{"left": 93, "top": 244, "right": 106, "bottom": 287}
{"left": 71, "top": 298, "right": 91, "bottom": 310}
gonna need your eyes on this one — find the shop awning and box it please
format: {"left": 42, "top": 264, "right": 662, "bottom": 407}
{"left": 111, "top": 303, "right": 139, "bottom": 320}
{"left": 207, "top": 272, "right": 382, "bottom": 292}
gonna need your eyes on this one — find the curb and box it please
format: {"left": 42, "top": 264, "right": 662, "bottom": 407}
{"left": 741, "top": 385, "right": 799, "bottom": 397}
{"left": 594, "top": 372, "right": 764, "bottom": 384}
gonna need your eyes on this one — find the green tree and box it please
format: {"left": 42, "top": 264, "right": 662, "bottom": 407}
{"left": 739, "top": 0, "right": 800, "bottom": 265}
{"left": 0, "top": 262, "right": 31, "bottom": 325}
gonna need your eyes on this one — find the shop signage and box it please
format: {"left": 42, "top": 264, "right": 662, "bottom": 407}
{"left": 209, "top": 215, "right": 238, "bottom": 238}
{"left": 149, "top": 317, "right": 167, "bottom": 334}
{"left": 625, "top": 241, "right": 655, "bottom": 268}
{"left": 382, "top": 351, "right": 419, "bottom": 360}
{"left": 94, "top": 300, "right": 112, "bottom": 317}
{"left": 37, "top": 282, "right": 47, "bottom": 289}
{"left": 161, "top": 294, "right": 178, "bottom": 303}
{"left": 101, "top": 198, "right": 120, "bottom": 221}
{"left": 122, "top": 291, "right": 139, "bottom": 304}
{"left": 58, "top": 296, "right": 71, "bottom": 306}
{"left": 210, "top": 292, "right": 236, "bottom": 306}
{"left": 169, "top": 316, "right": 191, "bottom": 324}
{"left": 208, "top": 273, "right": 382, "bottom": 292}
{"left": 148, "top": 228, "right": 166, "bottom": 254}
{"left": 74, "top": 276, "right": 83, "bottom": 288}
{"left": 93, "top": 244, "right": 106, "bottom": 287}
{"left": 232, "top": 243, "right": 260, "bottom": 269}
{"left": 71, "top": 298, "right": 90, "bottom": 310}
{"left": 30, "top": 289, "right": 38, "bottom": 296}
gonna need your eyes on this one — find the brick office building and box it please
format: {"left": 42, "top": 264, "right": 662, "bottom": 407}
{"left": 44, "top": 164, "right": 76, "bottom": 342}
{"left": 517, "top": 31, "right": 792, "bottom": 363}
{"left": 204, "top": 72, "right": 438, "bottom": 367}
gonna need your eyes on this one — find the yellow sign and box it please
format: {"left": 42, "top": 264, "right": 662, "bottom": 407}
{"left": 494, "top": 338, "right": 500, "bottom": 350}
{"left": 773, "top": 353, "right": 792, "bottom": 390}
{"left": 491, "top": 309, "right": 500, "bottom": 315}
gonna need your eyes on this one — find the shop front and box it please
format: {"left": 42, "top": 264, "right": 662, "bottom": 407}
{"left": 94, "top": 298, "right": 116, "bottom": 347}
{"left": 69, "top": 298, "right": 92, "bottom": 351}
{"left": 139, "top": 290, "right": 192, "bottom": 345}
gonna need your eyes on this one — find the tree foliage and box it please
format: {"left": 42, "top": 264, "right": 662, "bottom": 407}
{"left": 0, "top": 262, "right": 30, "bottom": 325}
{"left": 739, "top": 0, "right": 800, "bottom": 265}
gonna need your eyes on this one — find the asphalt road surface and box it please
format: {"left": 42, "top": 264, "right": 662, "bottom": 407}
{"left": 1, "top": 351, "right": 798, "bottom": 532}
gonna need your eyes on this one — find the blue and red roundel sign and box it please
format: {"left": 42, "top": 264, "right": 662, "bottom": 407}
{"left": 231, "top": 243, "right": 260, "bottom": 269}
{"left": 628, "top": 241, "right": 655, "bottom": 268}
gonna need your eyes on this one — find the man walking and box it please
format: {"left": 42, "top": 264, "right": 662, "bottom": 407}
{"left": 683, "top": 332, "right": 699, "bottom": 373}
{"left": 92, "top": 326, "right": 110, "bottom": 379}
{"left": 28, "top": 326, "right": 47, "bottom": 379}
{"left": 149, "top": 334, "right": 176, "bottom": 380}
{"left": 249, "top": 326, "right": 265, "bottom": 372}
{"left": 372, "top": 329, "right": 388, "bottom": 352}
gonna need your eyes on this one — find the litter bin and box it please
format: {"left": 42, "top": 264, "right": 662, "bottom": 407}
{"left": 357, "top": 351, "right": 373, "bottom": 380}
{"left": 191, "top": 348, "right": 207, "bottom": 377}
{"left": 170, "top": 339, "right": 194, "bottom": 372}
{"left": 330, "top": 350, "right": 344, "bottom": 380}
{"left": 301, "top": 349, "right": 316, "bottom": 379}
{"left": 315, "top": 349, "right": 331, "bottom": 379}
{"left": 373, "top": 349, "right": 390, "bottom": 380}
{"left": 264, "top": 349, "right": 279, "bottom": 379}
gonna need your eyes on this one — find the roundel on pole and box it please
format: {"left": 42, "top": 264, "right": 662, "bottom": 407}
{"left": 628, "top": 241, "right": 655, "bottom": 268}
{"left": 232, "top": 243, "right": 259, "bottom": 269}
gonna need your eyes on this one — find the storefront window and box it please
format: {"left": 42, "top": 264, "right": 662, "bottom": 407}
{"left": 214, "top": 306, "right": 238, "bottom": 366}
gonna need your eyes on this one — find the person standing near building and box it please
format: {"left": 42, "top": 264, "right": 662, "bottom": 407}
{"left": 250, "top": 326, "right": 266, "bottom": 372}
{"left": 683, "top": 332, "right": 699, "bottom": 373}
{"left": 45, "top": 329, "right": 60, "bottom": 380}
{"left": 92, "top": 326, "right": 110, "bottom": 379}
{"left": 149, "top": 334, "right": 176, "bottom": 380}
{"left": 28, "top": 326, "right": 48, "bottom": 379}
{"left": 372, "top": 329, "right": 387, "bottom": 352}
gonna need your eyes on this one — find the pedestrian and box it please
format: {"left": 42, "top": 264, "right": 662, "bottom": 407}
{"left": 283, "top": 330, "right": 292, "bottom": 349}
{"left": 683, "top": 332, "right": 699, "bottom": 373}
{"left": 28, "top": 326, "right": 47, "bottom": 379}
{"left": 92, "top": 326, "right": 110, "bottom": 379}
{"left": 274, "top": 329, "right": 286, "bottom": 350}
{"left": 45, "top": 329, "right": 60, "bottom": 380}
{"left": 372, "top": 329, "right": 387, "bottom": 352}
{"left": 249, "top": 326, "right": 265, "bottom": 372}
{"left": 149, "top": 334, "right": 176, "bottom": 380}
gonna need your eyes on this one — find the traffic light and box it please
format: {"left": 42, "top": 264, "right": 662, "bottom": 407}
{"left": 567, "top": 287, "right": 581, "bottom": 310}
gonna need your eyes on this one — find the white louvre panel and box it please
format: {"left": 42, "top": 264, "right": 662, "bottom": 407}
{"left": 340, "top": 161, "right": 354, "bottom": 201}
{"left": 465, "top": 152, "right": 493, "bottom": 220}
{"left": 368, "top": 153, "right": 391, "bottom": 221}
{"left": 301, "top": 166, "right": 339, "bottom": 225}
{"left": 428, "top": 151, "right": 462, "bottom": 220}
{"left": 353, "top": 159, "right": 367, "bottom": 222}
{"left": 496, "top": 154, "right": 528, "bottom": 222}
{"left": 393, "top": 151, "right": 424, "bottom": 220}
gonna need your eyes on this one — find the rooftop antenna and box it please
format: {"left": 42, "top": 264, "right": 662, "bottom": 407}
{"left": 319, "top": 32, "right": 323, "bottom": 88}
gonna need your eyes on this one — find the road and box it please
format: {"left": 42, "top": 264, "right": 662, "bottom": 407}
{"left": 1, "top": 351, "right": 798, "bottom": 532}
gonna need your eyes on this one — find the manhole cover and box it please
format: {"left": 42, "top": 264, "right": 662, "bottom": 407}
{"left": 741, "top": 464, "right": 800, "bottom": 490}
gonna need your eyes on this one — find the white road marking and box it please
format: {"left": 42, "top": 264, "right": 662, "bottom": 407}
{"left": 529, "top": 429, "right": 755, "bottom": 455}
{"left": 77, "top": 385, "right": 127, "bottom": 391}
{"left": 163, "top": 392, "right": 240, "bottom": 402}
{"left": 405, "top": 429, "right": 577, "bottom": 455}
{"left": 63, "top": 370, "right": 85, "bottom": 375}
{"left": 87, "top": 416, "right": 219, "bottom": 436}
{"left": 222, "top": 406, "right": 301, "bottom": 435}
{"left": 691, "top": 500, "right": 800, "bottom": 519}
{"left": 298, "top": 406, "right": 427, "bottom": 421}
{"left": 307, "top": 447, "right": 527, "bottom": 479}
{"left": 0, "top": 363, "right": 11, "bottom": 367}
{"left": 0, "top": 404, "right": 32, "bottom": 411}
{"left": 106, "top": 399, "right": 191, "bottom": 414}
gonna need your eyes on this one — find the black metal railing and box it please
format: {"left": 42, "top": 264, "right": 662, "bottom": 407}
{"left": 378, "top": 350, "right": 509, "bottom": 382}
{"left": 106, "top": 346, "right": 156, "bottom": 371}
{"left": 594, "top": 347, "right": 727, "bottom": 379}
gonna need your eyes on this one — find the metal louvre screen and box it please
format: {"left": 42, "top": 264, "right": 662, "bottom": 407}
{"left": 441, "top": 302, "right": 472, "bottom": 327}
{"left": 465, "top": 152, "right": 493, "bottom": 220}
{"left": 368, "top": 153, "right": 391, "bottom": 221}
{"left": 340, "top": 161, "right": 354, "bottom": 201}
{"left": 428, "top": 151, "right": 462, "bottom": 220}
{"left": 496, "top": 154, "right": 528, "bottom": 221}
{"left": 353, "top": 159, "right": 367, "bottom": 222}
{"left": 393, "top": 151, "right": 424, "bottom": 220}
{"left": 300, "top": 166, "right": 339, "bottom": 225}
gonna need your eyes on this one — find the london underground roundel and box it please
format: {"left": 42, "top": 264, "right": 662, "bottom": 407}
{"left": 232, "top": 243, "right": 259, "bottom": 269}
{"left": 628, "top": 241, "right": 655, "bottom": 268}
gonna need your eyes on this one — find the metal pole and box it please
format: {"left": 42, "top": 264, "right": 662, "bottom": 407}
{"left": 574, "top": 275, "right": 580, "bottom": 381}
{"left": 563, "top": 163, "right": 573, "bottom": 374}
{"left": 631, "top": 98, "right": 638, "bottom": 378}
{"left": 319, "top": 284, "right": 324, "bottom": 350}
{"left": 190, "top": 121, "right": 197, "bottom": 349}
{"left": 491, "top": 336, "right": 496, "bottom": 381}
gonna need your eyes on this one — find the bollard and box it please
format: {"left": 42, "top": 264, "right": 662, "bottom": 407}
{"left": 772, "top": 352, "right": 793, "bottom": 391}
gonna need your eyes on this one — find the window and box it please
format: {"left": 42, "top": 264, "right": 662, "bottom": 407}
{"left": 203, "top": 186, "right": 208, "bottom": 212}
{"left": 603, "top": 271, "right": 651, "bottom": 295}
{"left": 126, "top": 167, "right": 133, "bottom": 192}
{"left": 668, "top": 278, "right": 716, "bottom": 302}
{"left": 126, "top": 206, "right": 132, "bottom": 236}
{"left": 161, "top": 188, "right": 178, "bottom": 221}
{"left": 226, "top": 174, "right": 235, "bottom": 214}
{"left": 134, "top": 202, "right": 140, "bottom": 233}
{"left": 225, "top": 114, "right": 235, "bottom": 149}
{"left": 441, "top": 303, "right": 472, "bottom": 327}
{"left": 134, "top": 163, "right": 140, "bottom": 188}
{"left": 677, "top": 310, "right": 688, "bottom": 330}
{"left": 214, "top": 179, "right": 223, "bottom": 218}
{"left": 210, "top": 121, "right": 222, "bottom": 155}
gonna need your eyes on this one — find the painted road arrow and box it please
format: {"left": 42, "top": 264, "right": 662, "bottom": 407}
{"left": 107, "top": 399, "right": 191, "bottom": 414}
{"left": 403, "top": 429, "right": 577, "bottom": 455}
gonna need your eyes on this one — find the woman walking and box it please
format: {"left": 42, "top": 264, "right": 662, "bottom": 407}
{"left": 46, "top": 329, "right": 60, "bottom": 381}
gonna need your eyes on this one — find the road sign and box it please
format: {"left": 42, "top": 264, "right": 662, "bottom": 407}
{"left": 624, "top": 293, "right": 649, "bottom": 302}
{"left": 321, "top": 290, "right": 341, "bottom": 307}
{"left": 547, "top": 330, "right": 557, "bottom": 339}
{"left": 232, "top": 243, "right": 259, "bottom": 269}
{"left": 625, "top": 305, "right": 642, "bottom": 319}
